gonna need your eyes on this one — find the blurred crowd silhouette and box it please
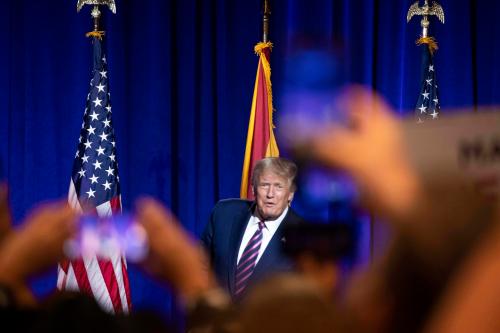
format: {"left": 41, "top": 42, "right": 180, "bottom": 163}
{"left": 1, "top": 86, "right": 500, "bottom": 333}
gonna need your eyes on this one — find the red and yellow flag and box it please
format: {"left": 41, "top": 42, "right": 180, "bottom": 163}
{"left": 240, "top": 42, "right": 279, "bottom": 200}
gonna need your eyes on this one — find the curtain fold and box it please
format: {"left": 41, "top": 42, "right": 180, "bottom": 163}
{"left": 1, "top": 0, "right": 499, "bottom": 317}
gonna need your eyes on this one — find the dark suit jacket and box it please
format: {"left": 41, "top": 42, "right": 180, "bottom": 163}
{"left": 201, "top": 198, "right": 303, "bottom": 296}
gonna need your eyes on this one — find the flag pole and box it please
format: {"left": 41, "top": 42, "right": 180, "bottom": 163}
{"left": 76, "top": 0, "right": 116, "bottom": 37}
{"left": 407, "top": 0, "right": 445, "bottom": 38}
{"left": 262, "top": 0, "right": 271, "bottom": 43}
{"left": 91, "top": 6, "right": 102, "bottom": 32}
{"left": 407, "top": 0, "right": 445, "bottom": 53}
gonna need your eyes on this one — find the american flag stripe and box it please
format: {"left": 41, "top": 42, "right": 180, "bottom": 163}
{"left": 96, "top": 199, "right": 113, "bottom": 217}
{"left": 56, "top": 265, "right": 66, "bottom": 290}
{"left": 72, "top": 258, "right": 93, "bottom": 295}
{"left": 85, "top": 257, "right": 115, "bottom": 312}
{"left": 110, "top": 196, "right": 121, "bottom": 212}
{"left": 68, "top": 180, "right": 83, "bottom": 213}
{"left": 95, "top": 198, "right": 129, "bottom": 311}
{"left": 102, "top": 254, "right": 130, "bottom": 313}
{"left": 121, "top": 257, "right": 132, "bottom": 310}
{"left": 98, "top": 260, "right": 122, "bottom": 313}
{"left": 58, "top": 263, "right": 79, "bottom": 291}
{"left": 117, "top": 261, "right": 129, "bottom": 313}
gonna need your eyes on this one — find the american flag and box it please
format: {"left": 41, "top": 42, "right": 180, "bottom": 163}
{"left": 57, "top": 37, "right": 131, "bottom": 313}
{"left": 415, "top": 43, "right": 441, "bottom": 123}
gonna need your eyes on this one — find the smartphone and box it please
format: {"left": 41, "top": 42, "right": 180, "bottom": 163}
{"left": 64, "top": 213, "right": 148, "bottom": 262}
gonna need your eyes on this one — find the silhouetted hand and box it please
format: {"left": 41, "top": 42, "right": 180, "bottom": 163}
{"left": 135, "top": 198, "right": 215, "bottom": 303}
{"left": 0, "top": 201, "right": 76, "bottom": 306}
{"left": 0, "top": 183, "right": 12, "bottom": 243}
{"left": 305, "top": 86, "right": 421, "bottom": 220}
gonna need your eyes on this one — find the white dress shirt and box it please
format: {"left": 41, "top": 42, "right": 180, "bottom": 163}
{"left": 236, "top": 207, "right": 289, "bottom": 265}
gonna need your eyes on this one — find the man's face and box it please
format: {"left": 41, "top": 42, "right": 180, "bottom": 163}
{"left": 253, "top": 169, "right": 294, "bottom": 221}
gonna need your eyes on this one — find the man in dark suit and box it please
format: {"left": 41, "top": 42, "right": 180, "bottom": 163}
{"left": 201, "top": 157, "right": 303, "bottom": 298}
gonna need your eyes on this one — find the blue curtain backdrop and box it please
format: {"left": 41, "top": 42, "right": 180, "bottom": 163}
{"left": 1, "top": 0, "right": 499, "bottom": 318}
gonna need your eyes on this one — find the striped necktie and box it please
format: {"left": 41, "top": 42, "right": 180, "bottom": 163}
{"left": 234, "top": 220, "right": 265, "bottom": 297}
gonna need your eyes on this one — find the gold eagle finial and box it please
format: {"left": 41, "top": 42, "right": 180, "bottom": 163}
{"left": 407, "top": 0, "right": 445, "bottom": 38}
{"left": 77, "top": 0, "right": 116, "bottom": 14}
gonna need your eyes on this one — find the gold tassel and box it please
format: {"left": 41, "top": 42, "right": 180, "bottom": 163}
{"left": 254, "top": 41, "right": 273, "bottom": 56}
{"left": 85, "top": 31, "right": 106, "bottom": 39}
{"left": 416, "top": 36, "right": 438, "bottom": 55}
{"left": 255, "top": 42, "right": 276, "bottom": 130}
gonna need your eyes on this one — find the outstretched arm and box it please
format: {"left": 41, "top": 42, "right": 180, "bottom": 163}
{"left": 0, "top": 201, "right": 76, "bottom": 307}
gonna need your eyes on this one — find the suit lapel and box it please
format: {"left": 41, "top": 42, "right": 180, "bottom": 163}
{"left": 227, "top": 207, "right": 252, "bottom": 295}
